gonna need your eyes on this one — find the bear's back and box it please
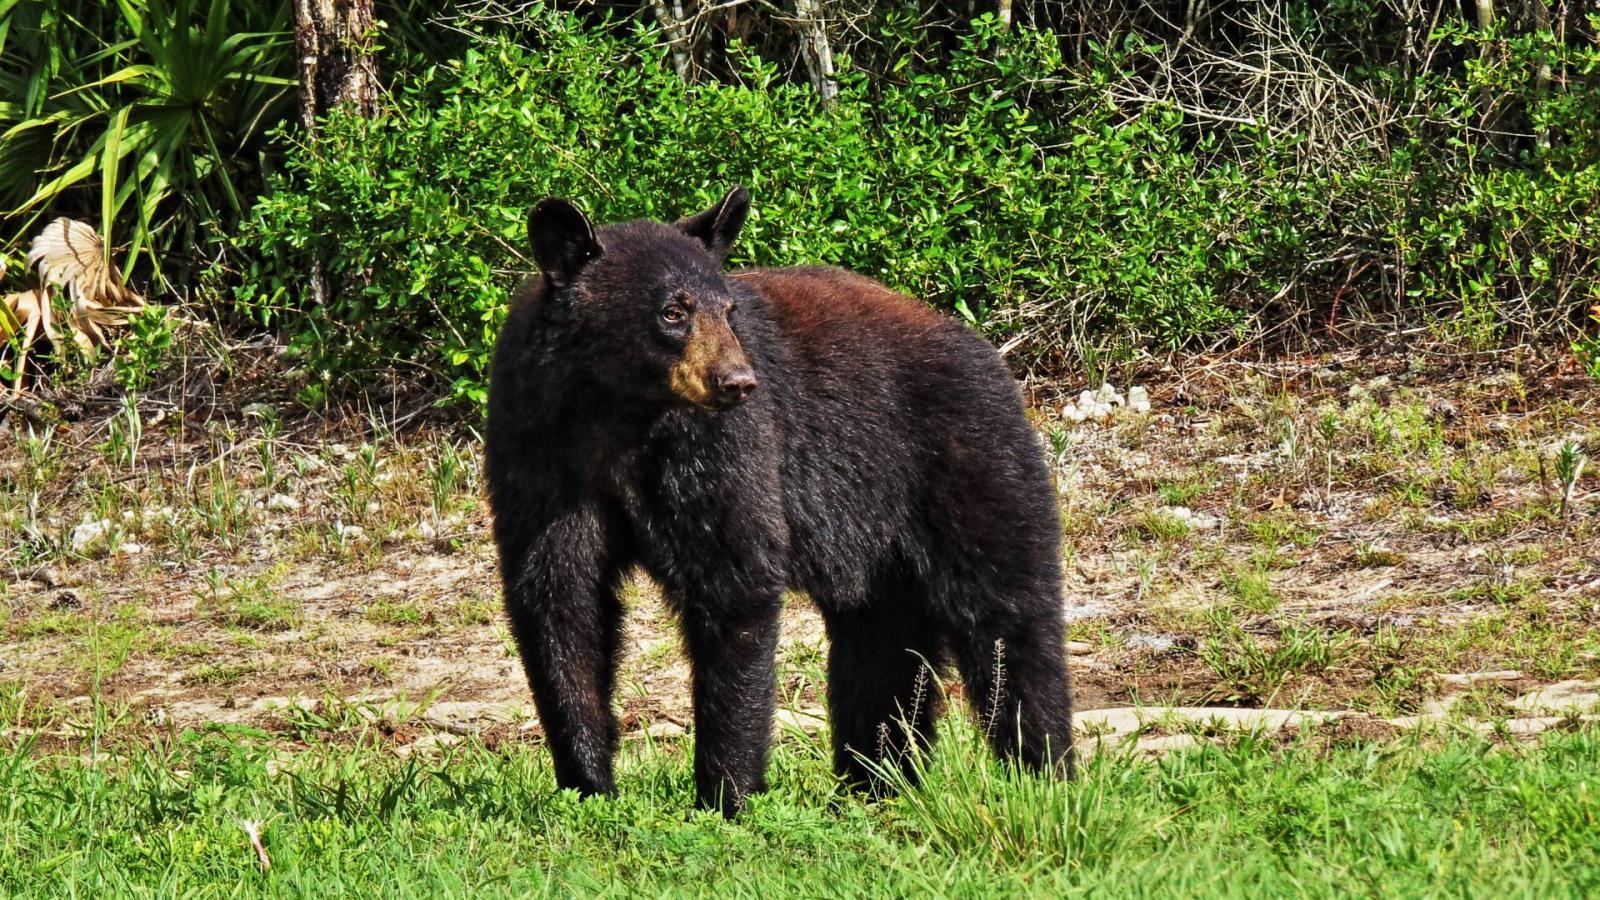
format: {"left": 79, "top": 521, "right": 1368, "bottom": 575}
{"left": 730, "top": 266, "right": 1051, "bottom": 605}
{"left": 730, "top": 266, "right": 1005, "bottom": 395}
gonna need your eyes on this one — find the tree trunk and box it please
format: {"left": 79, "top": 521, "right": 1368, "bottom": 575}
{"left": 294, "top": 0, "right": 379, "bottom": 307}
{"left": 793, "top": 0, "right": 837, "bottom": 106}
{"left": 295, "top": 0, "right": 380, "bottom": 134}
{"left": 649, "top": 0, "right": 692, "bottom": 81}
{"left": 1474, "top": 0, "right": 1500, "bottom": 151}
{"left": 1531, "top": 0, "right": 1553, "bottom": 150}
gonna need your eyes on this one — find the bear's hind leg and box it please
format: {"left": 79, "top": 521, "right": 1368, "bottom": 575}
{"left": 823, "top": 600, "right": 945, "bottom": 793}
{"left": 952, "top": 612, "right": 1076, "bottom": 779}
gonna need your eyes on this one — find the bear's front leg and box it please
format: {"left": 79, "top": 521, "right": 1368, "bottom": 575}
{"left": 680, "top": 598, "right": 783, "bottom": 817}
{"left": 499, "top": 505, "right": 629, "bottom": 798}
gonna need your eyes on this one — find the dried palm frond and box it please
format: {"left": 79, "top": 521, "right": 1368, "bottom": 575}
{"left": 2, "top": 287, "right": 58, "bottom": 395}
{"left": 28, "top": 218, "right": 146, "bottom": 356}
{"left": 29, "top": 218, "right": 146, "bottom": 326}
{"left": 2, "top": 218, "right": 150, "bottom": 395}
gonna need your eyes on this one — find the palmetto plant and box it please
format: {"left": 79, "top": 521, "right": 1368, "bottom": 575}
{"left": 0, "top": 0, "right": 296, "bottom": 288}
{"left": 2, "top": 217, "right": 146, "bottom": 394}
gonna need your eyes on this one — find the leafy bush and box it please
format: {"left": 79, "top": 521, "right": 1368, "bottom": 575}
{"left": 240, "top": 9, "right": 1600, "bottom": 405}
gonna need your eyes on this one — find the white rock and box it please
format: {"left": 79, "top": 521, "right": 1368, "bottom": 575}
{"left": 1121, "top": 451, "right": 1153, "bottom": 470}
{"left": 71, "top": 518, "right": 112, "bottom": 553}
{"left": 1135, "top": 734, "right": 1201, "bottom": 756}
{"left": 1126, "top": 634, "right": 1179, "bottom": 653}
{"left": 418, "top": 519, "right": 437, "bottom": 541}
{"left": 1062, "top": 600, "right": 1114, "bottom": 622}
{"left": 774, "top": 707, "right": 827, "bottom": 734}
{"left": 266, "top": 494, "right": 301, "bottom": 512}
{"left": 1435, "top": 671, "right": 1524, "bottom": 687}
{"left": 1061, "top": 383, "right": 1149, "bottom": 425}
{"left": 364, "top": 501, "right": 380, "bottom": 515}
{"left": 646, "top": 721, "right": 686, "bottom": 739}
{"left": 1510, "top": 680, "right": 1600, "bottom": 715}
{"left": 118, "top": 541, "right": 145, "bottom": 555}
{"left": 1163, "top": 506, "right": 1219, "bottom": 530}
{"left": 337, "top": 523, "right": 365, "bottom": 541}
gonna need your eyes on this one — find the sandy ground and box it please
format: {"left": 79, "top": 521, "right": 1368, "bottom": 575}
{"left": 3, "top": 347, "right": 1597, "bottom": 753}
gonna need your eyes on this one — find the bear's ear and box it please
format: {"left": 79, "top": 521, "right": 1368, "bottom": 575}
{"left": 527, "top": 198, "right": 601, "bottom": 290}
{"left": 675, "top": 186, "right": 750, "bottom": 264}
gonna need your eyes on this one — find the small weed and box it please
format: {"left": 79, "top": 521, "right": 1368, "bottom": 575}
{"left": 101, "top": 392, "right": 144, "bottom": 470}
{"left": 1388, "top": 479, "right": 1431, "bottom": 509}
{"left": 366, "top": 599, "right": 427, "bottom": 627}
{"left": 1443, "top": 455, "right": 1496, "bottom": 510}
{"left": 187, "top": 661, "right": 258, "bottom": 686}
{"left": 449, "top": 594, "right": 499, "bottom": 627}
{"left": 254, "top": 410, "right": 283, "bottom": 489}
{"left": 1355, "top": 543, "right": 1407, "bottom": 568}
{"left": 1134, "top": 509, "right": 1191, "bottom": 543}
{"left": 1198, "top": 615, "right": 1348, "bottom": 703}
{"left": 427, "top": 443, "right": 464, "bottom": 519}
{"left": 337, "top": 444, "right": 382, "bottom": 522}
{"left": 365, "top": 656, "right": 396, "bottom": 682}
{"left": 1449, "top": 578, "right": 1538, "bottom": 607}
{"left": 196, "top": 567, "right": 300, "bottom": 631}
{"left": 1555, "top": 440, "right": 1588, "bottom": 518}
{"left": 193, "top": 458, "right": 251, "bottom": 546}
{"left": 1223, "top": 565, "right": 1279, "bottom": 612}
{"left": 1157, "top": 476, "right": 1211, "bottom": 507}
{"left": 1247, "top": 513, "right": 1318, "bottom": 550}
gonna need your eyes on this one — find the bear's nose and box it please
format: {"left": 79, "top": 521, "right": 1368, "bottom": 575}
{"left": 715, "top": 367, "right": 758, "bottom": 405}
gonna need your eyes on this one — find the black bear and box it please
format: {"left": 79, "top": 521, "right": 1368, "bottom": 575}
{"left": 486, "top": 187, "right": 1074, "bottom": 816}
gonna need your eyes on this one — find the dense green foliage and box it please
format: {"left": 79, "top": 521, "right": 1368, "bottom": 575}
{"left": 4, "top": 3, "right": 1598, "bottom": 400}
{"left": 6, "top": 719, "right": 1600, "bottom": 895}
{"left": 238, "top": 8, "right": 1600, "bottom": 403}
{"left": 0, "top": 0, "right": 297, "bottom": 286}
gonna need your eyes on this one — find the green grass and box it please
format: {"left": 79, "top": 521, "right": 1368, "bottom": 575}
{"left": 5, "top": 718, "right": 1600, "bottom": 896}
{"left": 1223, "top": 564, "right": 1280, "bottom": 612}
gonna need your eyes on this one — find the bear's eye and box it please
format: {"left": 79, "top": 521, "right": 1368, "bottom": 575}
{"left": 660, "top": 305, "right": 688, "bottom": 325}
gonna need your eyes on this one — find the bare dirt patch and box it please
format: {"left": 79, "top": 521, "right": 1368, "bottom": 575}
{"left": 3, "top": 348, "right": 1596, "bottom": 755}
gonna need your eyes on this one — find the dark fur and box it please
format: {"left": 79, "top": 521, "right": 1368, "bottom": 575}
{"left": 486, "top": 188, "right": 1074, "bottom": 816}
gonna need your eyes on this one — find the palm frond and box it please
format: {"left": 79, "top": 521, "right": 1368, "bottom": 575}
{"left": 28, "top": 216, "right": 145, "bottom": 314}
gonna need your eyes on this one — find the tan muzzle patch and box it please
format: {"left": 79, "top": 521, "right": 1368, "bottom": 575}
{"left": 668, "top": 310, "right": 748, "bottom": 408}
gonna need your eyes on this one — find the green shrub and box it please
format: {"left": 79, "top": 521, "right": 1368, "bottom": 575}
{"left": 238, "top": 9, "right": 1600, "bottom": 406}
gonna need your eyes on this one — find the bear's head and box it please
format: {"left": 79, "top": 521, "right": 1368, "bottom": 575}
{"left": 527, "top": 187, "right": 758, "bottom": 412}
